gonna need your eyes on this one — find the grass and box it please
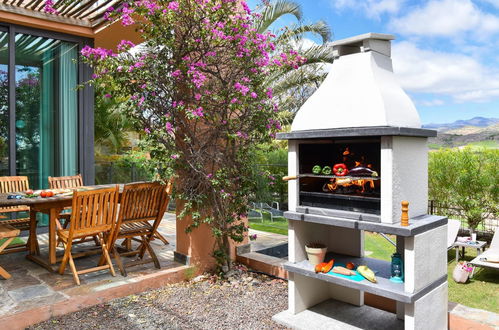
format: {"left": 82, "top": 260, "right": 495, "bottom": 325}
{"left": 249, "top": 211, "right": 288, "bottom": 235}
{"left": 466, "top": 140, "right": 499, "bottom": 149}
{"left": 250, "top": 221, "right": 499, "bottom": 313}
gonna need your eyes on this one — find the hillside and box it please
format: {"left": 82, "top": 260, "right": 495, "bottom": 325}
{"left": 427, "top": 122, "right": 499, "bottom": 149}
{"left": 423, "top": 116, "right": 499, "bottom": 131}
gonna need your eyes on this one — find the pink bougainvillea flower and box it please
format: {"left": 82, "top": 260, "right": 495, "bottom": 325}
{"left": 168, "top": 1, "right": 179, "bottom": 11}
{"left": 165, "top": 122, "right": 174, "bottom": 133}
{"left": 81, "top": 45, "right": 116, "bottom": 60}
{"left": 44, "top": 0, "right": 58, "bottom": 14}
{"left": 104, "top": 6, "right": 114, "bottom": 21}
{"left": 117, "top": 40, "right": 136, "bottom": 52}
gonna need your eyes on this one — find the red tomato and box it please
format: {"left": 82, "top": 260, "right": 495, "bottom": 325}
{"left": 46, "top": 191, "right": 54, "bottom": 197}
{"left": 40, "top": 191, "right": 47, "bottom": 198}
{"left": 25, "top": 189, "right": 34, "bottom": 195}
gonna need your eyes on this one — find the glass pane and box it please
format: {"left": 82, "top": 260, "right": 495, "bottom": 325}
{"left": 0, "top": 30, "right": 8, "bottom": 176}
{"left": 15, "top": 34, "right": 78, "bottom": 190}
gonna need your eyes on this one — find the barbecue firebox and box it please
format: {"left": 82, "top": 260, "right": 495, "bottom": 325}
{"left": 273, "top": 33, "right": 448, "bottom": 330}
{"left": 296, "top": 138, "right": 381, "bottom": 215}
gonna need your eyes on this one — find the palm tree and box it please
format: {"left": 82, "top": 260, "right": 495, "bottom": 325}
{"left": 94, "top": 86, "right": 134, "bottom": 155}
{"left": 253, "top": 0, "right": 335, "bottom": 124}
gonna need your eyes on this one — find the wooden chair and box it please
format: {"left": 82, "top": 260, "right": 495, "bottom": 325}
{"left": 0, "top": 176, "right": 34, "bottom": 254}
{"left": 58, "top": 186, "right": 119, "bottom": 285}
{"left": 48, "top": 174, "right": 83, "bottom": 225}
{"left": 48, "top": 174, "right": 83, "bottom": 189}
{"left": 48, "top": 174, "right": 99, "bottom": 246}
{"left": 109, "top": 181, "right": 171, "bottom": 276}
{"left": 0, "top": 224, "right": 20, "bottom": 279}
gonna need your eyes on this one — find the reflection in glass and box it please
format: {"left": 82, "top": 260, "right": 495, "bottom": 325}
{"left": 0, "top": 31, "right": 8, "bottom": 176}
{"left": 15, "top": 34, "right": 78, "bottom": 189}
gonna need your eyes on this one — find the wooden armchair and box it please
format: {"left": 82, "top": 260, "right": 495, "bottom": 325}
{"left": 109, "top": 181, "right": 171, "bottom": 276}
{"left": 58, "top": 186, "right": 119, "bottom": 285}
{"left": 0, "top": 176, "right": 34, "bottom": 254}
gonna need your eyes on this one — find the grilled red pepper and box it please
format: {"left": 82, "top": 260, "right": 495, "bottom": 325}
{"left": 333, "top": 163, "right": 348, "bottom": 176}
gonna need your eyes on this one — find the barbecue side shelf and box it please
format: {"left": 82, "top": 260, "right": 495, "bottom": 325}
{"left": 284, "top": 211, "right": 447, "bottom": 237}
{"left": 284, "top": 252, "right": 446, "bottom": 304}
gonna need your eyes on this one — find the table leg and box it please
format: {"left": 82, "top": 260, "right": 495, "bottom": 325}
{"left": 455, "top": 247, "right": 459, "bottom": 262}
{"left": 28, "top": 209, "right": 39, "bottom": 255}
{"left": 49, "top": 207, "right": 63, "bottom": 265}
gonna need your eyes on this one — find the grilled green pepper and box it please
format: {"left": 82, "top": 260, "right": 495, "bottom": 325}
{"left": 321, "top": 166, "right": 332, "bottom": 175}
{"left": 312, "top": 165, "right": 322, "bottom": 174}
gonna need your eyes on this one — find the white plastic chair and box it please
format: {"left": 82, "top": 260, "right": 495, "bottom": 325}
{"left": 447, "top": 219, "right": 461, "bottom": 250}
{"left": 469, "top": 231, "right": 499, "bottom": 277}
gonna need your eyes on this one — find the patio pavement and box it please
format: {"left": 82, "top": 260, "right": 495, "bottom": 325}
{"left": 0, "top": 213, "right": 188, "bottom": 328}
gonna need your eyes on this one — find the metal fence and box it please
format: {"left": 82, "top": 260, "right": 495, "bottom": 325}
{"left": 428, "top": 200, "right": 498, "bottom": 233}
{"left": 95, "top": 161, "right": 154, "bottom": 184}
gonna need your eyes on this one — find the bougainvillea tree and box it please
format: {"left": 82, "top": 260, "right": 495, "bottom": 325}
{"left": 81, "top": 0, "right": 304, "bottom": 271}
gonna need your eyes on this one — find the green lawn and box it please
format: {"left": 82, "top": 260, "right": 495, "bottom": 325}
{"left": 249, "top": 211, "right": 288, "bottom": 235}
{"left": 250, "top": 221, "right": 499, "bottom": 313}
{"left": 466, "top": 140, "right": 499, "bottom": 149}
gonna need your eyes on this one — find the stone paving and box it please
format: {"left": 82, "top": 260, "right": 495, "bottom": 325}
{"left": 0, "top": 213, "right": 180, "bottom": 319}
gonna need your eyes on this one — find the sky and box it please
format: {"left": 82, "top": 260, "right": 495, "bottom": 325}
{"left": 248, "top": 0, "right": 499, "bottom": 124}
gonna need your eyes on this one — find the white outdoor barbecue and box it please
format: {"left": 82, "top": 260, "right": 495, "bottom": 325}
{"left": 273, "top": 33, "right": 448, "bottom": 330}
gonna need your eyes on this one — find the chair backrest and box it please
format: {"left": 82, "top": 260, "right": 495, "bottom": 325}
{"left": 447, "top": 219, "right": 461, "bottom": 249}
{"left": 0, "top": 176, "right": 29, "bottom": 193}
{"left": 490, "top": 230, "right": 499, "bottom": 251}
{"left": 48, "top": 174, "right": 83, "bottom": 189}
{"left": 0, "top": 176, "right": 30, "bottom": 214}
{"left": 69, "top": 186, "right": 119, "bottom": 236}
{"left": 116, "top": 181, "right": 171, "bottom": 234}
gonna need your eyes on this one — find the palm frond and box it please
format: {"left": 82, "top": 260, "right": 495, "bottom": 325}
{"left": 299, "top": 44, "right": 335, "bottom": 64}
{"left": 276, "top": 21, "right": 332, "bottom": 44}
{"left": 254, "top": 0, "right": 303, "bottom": 33}
{"left": 272, "top": 68, "right": 327, "bottom": 96}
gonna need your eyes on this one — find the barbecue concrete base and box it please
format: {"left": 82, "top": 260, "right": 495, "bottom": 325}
{"left": 273, "top": 298, "right": 404, "bottom": 330}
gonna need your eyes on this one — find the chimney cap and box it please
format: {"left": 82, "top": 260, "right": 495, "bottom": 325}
{"left": 330, "top": 33, "right": 395, "bottom": 47}
{"left": 331, "top": 33, "right": 395, "bottom": 59}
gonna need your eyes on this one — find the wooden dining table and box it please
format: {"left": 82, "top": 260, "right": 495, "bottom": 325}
{"left": 0, "top": 184, "right": 121, "bottom": 272}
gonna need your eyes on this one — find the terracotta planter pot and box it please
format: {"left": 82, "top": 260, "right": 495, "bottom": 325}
{"left": 305, "top": 245, "right": 327, "bottom": 266}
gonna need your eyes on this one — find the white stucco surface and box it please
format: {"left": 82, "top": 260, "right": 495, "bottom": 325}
{"left": 404, "top": 225, "right": 447, "bottom": 293}
{"left": 381, "top": 136, "right": 428, "bottom": 223}
{"left": 405, "top": 282, "right": 448, "bottom": 330}
{"left": 287, "top": 140, "right": 299, "bottom": 212}
{"left": 291, "top": 50, "right": 421, "bottom": 131}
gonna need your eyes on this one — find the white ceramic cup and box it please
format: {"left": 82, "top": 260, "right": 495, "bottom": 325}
{"left": 472, "top": 233, "right": 477, "bottom": 241}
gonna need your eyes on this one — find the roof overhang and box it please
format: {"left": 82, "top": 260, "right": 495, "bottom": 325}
{"left": 0, "top": 0, "right": 142, "bottom": 45}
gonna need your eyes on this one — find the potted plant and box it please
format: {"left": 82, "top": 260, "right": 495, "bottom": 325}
{"left": 305, "top": 242, "right": 327, "bottom": 266}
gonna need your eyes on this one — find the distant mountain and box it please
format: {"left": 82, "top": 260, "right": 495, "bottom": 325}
{"left": 427, "top": 122, "right": 499, "bottom": 149}
{"left": 423, "top": 117, "right": 499, "bottom": 131}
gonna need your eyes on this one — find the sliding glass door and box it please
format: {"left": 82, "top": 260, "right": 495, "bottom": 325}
{"left": 15, "top": 34, "right": 78, "bottom": 189}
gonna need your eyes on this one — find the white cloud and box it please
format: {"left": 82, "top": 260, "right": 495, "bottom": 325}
{"left": 332, "top": 0, "right": 403, "bottom": 19}
{"left": 420, "top": 99, "right": 445, "bottom": 106}
{"left": 392, "top": 41, "right": 499, "bottom": 102}
{"left": 390, "top": 0, "right": 499, "bottom": 38}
